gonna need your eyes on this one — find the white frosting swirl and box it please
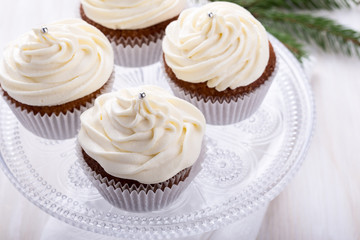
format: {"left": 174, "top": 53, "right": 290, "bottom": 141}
{"left": 78, "top": 86, "right": 206, "bottom": 184}
{"left": 162, "top": 2, "right": 270, "bottom": 91}
{"left": 80, "top": 0, "right": 187, "bottom": 30}
{"left": 0, "top": 19, "right": 113, "bottom": 106}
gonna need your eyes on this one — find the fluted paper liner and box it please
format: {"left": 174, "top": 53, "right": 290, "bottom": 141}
{"left": 1, "top": 73, "right": 114, "bottom": 140}
{"left": 76, "top": 141, "right": 206, "bottom": 212}
{"left": 163, "top": 58, "right": 279, "bottom": 125}
{"left": 110, "top": 33, "right": 164, "bottom": 68}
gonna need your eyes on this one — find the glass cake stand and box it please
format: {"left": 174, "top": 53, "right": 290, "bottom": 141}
{"left": 0, "top": 36, "right": 314, "bottom": 239}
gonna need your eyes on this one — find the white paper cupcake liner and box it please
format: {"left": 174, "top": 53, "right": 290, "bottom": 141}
{"left": 76, "top": 140, "right": 206, "bottom": 212}
{"left": 1, "top": 73, "right": 114, "bottom": 140}
{"left": 163, "top": 57, "right": 279, "bottom": 125}
{"left": 110, "top": 33, "right": 164, "bottom": 68}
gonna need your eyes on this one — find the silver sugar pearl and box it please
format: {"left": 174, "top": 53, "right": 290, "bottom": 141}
{"left": 41, "top": 26, "right": 48, "bottom": 34}
{"left": 139, "top": 92, "right": 146, "bottom": 99}
{"left": 208, "top": 12, "right": 214, "bottom": 18}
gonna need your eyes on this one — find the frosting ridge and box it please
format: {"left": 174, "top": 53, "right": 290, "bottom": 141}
{"left": 78, "top": 86, "right": 206, "bottom": 184}
{"left": 80, "top": 0, "right": 187, "bottom": 30}
{"left": 162, "top": 2, "right": 270, "bottom": 91}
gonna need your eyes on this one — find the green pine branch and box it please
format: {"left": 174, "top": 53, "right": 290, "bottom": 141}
{"left": 214, "top": 0, "right": 359, "bottom": 10}
{"left": 266, "top": 27, "right": 308, "bottom": 62}
{"left": 209, "top": 0, "right": 360, "bottom": 61}
{"left": 254, "top": 9, "right": 360, "bottom": 57}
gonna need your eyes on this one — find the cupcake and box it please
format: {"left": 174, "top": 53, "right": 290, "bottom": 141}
{"left": 80, "top": 0, "right": 187, "bottom": 67}
{"left": 77, "top": 85, "right": 206, "bottom": 212}
{"left": 0, "top": 19, "right": 114, "bottom": 140}
{"left": 162, "top": 2, "right": 278, "bottom": 125}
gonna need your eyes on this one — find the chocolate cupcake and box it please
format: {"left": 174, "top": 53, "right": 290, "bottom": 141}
{"left": 77, "top": 85, "right": 206, "bottom": 212}
{"left": 162, "top": 2, "right": 278, "bottom": 125}
{"left": 80, "top": 0, "right": 187, "bottom": 67}
{"left": 0, "top": 19, "right": 114, "bottom": 139}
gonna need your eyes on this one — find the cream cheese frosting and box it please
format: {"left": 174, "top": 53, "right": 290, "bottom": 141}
{"left": 80, "top": 0, "right": 187, "bottom": 30}
{"left": 0, "top": 19, "right": 113, "bottom": 106}
{"left": 162, "top": 2, "right": 270, "bottom": 91}
{"left": 78, "top": 85, "right": 206, "bottom": 184}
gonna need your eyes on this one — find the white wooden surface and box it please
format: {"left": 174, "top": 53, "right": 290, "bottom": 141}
{"left": 0, "top": 1, "right": 360, "bottom": 239}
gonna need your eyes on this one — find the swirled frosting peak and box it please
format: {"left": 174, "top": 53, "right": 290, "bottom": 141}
{"left": 80, "top": 0, "right": 187, "bottom": 30}
{"left": 78, "top": 86, "right": 206, "bottom": 184}
{"left": 163, "top": 2, "right": 269, "bottom": 91}
{"left": 0, "top": 19, "right": 113, "bottom": 106}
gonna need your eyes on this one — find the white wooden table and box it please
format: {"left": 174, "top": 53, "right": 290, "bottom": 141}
{"left": 0, "top": 1, "right": 359, "bottom": 239}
